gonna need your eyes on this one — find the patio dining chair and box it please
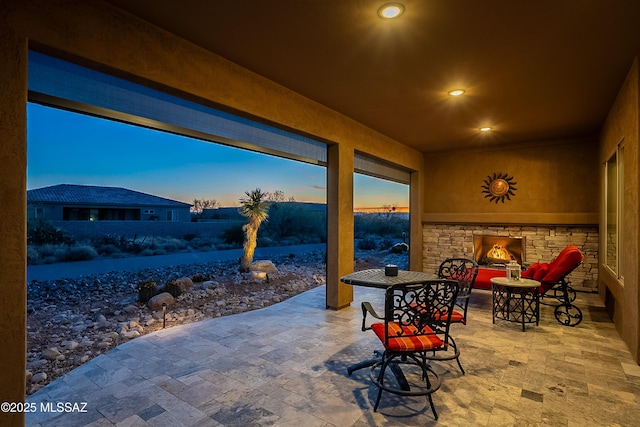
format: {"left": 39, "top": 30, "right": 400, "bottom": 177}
{"left": 432, "top": 257, "right": 479, "bottom": 374}
{"left": 367, "top": 279, "right": 459, "bottom": 419}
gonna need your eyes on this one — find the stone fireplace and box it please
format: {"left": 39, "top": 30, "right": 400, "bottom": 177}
{"left": 473, "top": 235, "right": 525, "bottom": 266}
{"left": 422, "top": 224, "right": 599, "bottom": 291}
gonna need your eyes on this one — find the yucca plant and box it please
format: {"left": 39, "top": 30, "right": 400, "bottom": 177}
{"left": 238, "top": 188, "right": 270, "bottom": 272}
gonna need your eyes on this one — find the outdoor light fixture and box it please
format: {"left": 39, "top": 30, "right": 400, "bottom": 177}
{"left": 448, "top": 89, "right": 465, "bottom": 96}
{"left": 162, "top": 302, "right": 167, "bottom": 328}
{"left": 378, "top": 3, "right": 405, "bottom": 19}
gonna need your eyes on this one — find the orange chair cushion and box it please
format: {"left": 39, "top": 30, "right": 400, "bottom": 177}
{"left": 409, "top": 303, "right": 466, "bottom": 324}
{"left": 444, "top": 310, "right": 465, "bottom": 324}
{"left": 371, "top": 322, "right": 444, "bottom": 352}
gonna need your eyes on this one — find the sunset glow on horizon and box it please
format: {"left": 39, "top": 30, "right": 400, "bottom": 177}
{"left": 27, "top": 103, "right": 409, "bottom": 210}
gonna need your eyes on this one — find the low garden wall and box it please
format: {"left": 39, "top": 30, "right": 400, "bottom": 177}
{"left": 49, "top": 220, "right": 244, "bottom": 241}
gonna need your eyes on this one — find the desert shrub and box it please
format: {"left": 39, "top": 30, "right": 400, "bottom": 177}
{"left": 222, "top": 224, "right": 244, "bottom": 245}
{"left": 187, "top": 236, "right": 218, "bottom": 250}
{"left": 379, "top": 238, "right": 395, "bottom": 251}
{"left": 37, "top": 244, "right": 69, "bottom": 261}
{"left": 27, "top": 219, "right": 74, "bottom": 245}
{"left": 257, "top": 236, "right": 275, "bottom": 247}
{"left": 139, "top": 248, "right": 155, "bottom": 257}
{"left": 95, "top": 234, "right": 149, "bottom": 254}
{"left": 260, "top": 203, "right": 326, "bottom": 244}
{"left": 95, "top": 243, "right": 120, "bottom": 256}
{"left": 27, "top": 246, "right": 40, "bottom": 264}
{"left": 354, "top": 213, "right": 408, "bottom": 239}
{"left": 190, "top": 273, "right": 211, "bottom": 282}
{"left": 215, "top": 243, "right": 236, "bottom": 250}
{"left": 64, "top": 244, "right": 98, "bottom": 261}
{"left": 280, "top": 237, "right": 302, "bottom": 246}
{"left": 154, "top": 236, "right": 188, "bottom": 252}
{"left": 357, "top": 237, "right": 378, "bottom": 250}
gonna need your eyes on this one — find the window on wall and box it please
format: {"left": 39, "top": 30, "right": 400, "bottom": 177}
{"left": 604, "top": 142, "right": 624, "bottom": 280}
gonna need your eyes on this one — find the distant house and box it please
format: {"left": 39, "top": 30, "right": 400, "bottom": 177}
{"left": 27, "top": 184, "right": 192, "bottom": 222}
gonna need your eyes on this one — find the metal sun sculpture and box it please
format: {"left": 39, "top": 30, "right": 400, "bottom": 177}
{"left": 481, "top": 172, "right": 517, "bottom": 203}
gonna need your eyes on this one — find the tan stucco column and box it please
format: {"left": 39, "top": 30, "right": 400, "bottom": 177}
{"left": 0, "top": 25, "right": 28, "bottom": 427}
{"left": 326, "top": 143, "right": 354, "bottom": 309}
{"left": 408, "top": 171, "right": 423, "bottom": 271}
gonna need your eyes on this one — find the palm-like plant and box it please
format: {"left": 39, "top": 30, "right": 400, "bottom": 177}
{"left": 238, "top": 188, "right": 270, "bottom": 272}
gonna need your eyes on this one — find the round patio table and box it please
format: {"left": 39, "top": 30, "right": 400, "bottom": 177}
{"left": 490, "top": 277, "right": 540, "bottom": 332}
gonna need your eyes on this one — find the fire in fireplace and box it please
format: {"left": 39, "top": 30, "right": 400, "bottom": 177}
{"left": 473, "top": 235, "right": 526, "bottom": 266}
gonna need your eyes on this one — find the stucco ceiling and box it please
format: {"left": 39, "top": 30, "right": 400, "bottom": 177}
{"left": 105, "top": 0, "right": 640, "bottom": 153}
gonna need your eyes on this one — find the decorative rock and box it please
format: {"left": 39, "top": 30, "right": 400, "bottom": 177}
{"left": 249, "top": 260, "right": 278, "bottom": 274}
{"left": 26, "top": 370, "right": 33, "bottom": 382}
{"left": 175, "top": 277, "right": 194, "bottom": 293}
{"left": 202, "top": 280, "right": 218, "bottom": 289}
{"left": 41, "top": 347, "right": 62, "bottom": 361}
{"left": 72, "top": 324, "right": 88, "bottom": 333}
{"left": 122, "top": 330, "right": 140, "bottom": 339}
{"left": 31, "top": 372, "right": 47, "bottom": 383}
{"left": 101, "top": 332, "right": 119, "bottom": 341}
{"left": 65, "top": 341, "right": 79, "bottom": 351}
{"left": 147, "top": 292, "right": 175, "bottom": 311}
{"left": 123, "top": 305, "right": 138, "bottom": 314}
{"left": 251, "top": 271, "right": 268, "bottom": 281}
{"left": 75, "top": 355, "right": 90, "bottom": 364}
{"left": 25, "top": 248, "right": 329, "bottom": 397}
{"left": 29, "top": 359, "right": 47, "bottom": 369}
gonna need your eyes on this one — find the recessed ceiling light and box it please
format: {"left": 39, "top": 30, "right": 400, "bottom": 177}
{"left": 378, "top": 3, "right": 405, "bottom": 19}
{"left": 448, "top": 89, "right": 465, "bottom": 96}
{"left": 479, "top": 127, "right": 493, "bottom": 132}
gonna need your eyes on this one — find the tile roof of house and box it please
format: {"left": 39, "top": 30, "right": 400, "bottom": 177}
{"left": 27, "top": 184, "right": 191, "bottom": 207}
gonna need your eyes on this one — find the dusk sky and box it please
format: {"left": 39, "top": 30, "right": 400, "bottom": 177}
{"left": 27, "top": 103, "right": 409, "bottom": 209}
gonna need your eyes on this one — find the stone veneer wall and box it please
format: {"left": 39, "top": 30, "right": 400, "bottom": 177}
{"left": 423, "top": 224, "right": 599, "bottom": 291}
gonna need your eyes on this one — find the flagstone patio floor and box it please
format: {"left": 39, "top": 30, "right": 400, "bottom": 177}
{"left": 26, "top": 284, "right": 640, "bottom": 426}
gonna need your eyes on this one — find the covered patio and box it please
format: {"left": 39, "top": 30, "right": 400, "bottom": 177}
{"left": 2, "top": 2, "right": 640, "bottom": 426}
{"left": 26, "top": 284, "right": 640, "bottom": 426}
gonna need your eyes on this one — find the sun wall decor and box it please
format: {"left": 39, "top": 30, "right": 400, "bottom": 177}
{"left": 481, "top": 172, "right": 517, "bottom": 203}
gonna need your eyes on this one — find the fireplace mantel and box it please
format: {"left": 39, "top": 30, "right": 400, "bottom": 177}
{"left": 422, "top": 212, "right": 598, "bottom": 226}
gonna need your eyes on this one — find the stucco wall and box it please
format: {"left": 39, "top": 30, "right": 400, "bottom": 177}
{"left": 422, "top": 137, "right": 599, "bottom": 225}
{"left": 598, "top": 58, "right": 640, "bottom": 361}
{"left": 0, "top": 9, "right": 28, "bottom": 425}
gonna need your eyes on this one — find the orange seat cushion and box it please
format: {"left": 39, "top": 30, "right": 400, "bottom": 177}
{"left": 371, "top": 322, "right": 444, "bottom": 352}
{"left": 410, "top": 303, "right": 465, "bottom": 324}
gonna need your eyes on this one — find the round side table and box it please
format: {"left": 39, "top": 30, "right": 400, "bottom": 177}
{"left": 490, "top": 277, "right": 540, "bottom": 332}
